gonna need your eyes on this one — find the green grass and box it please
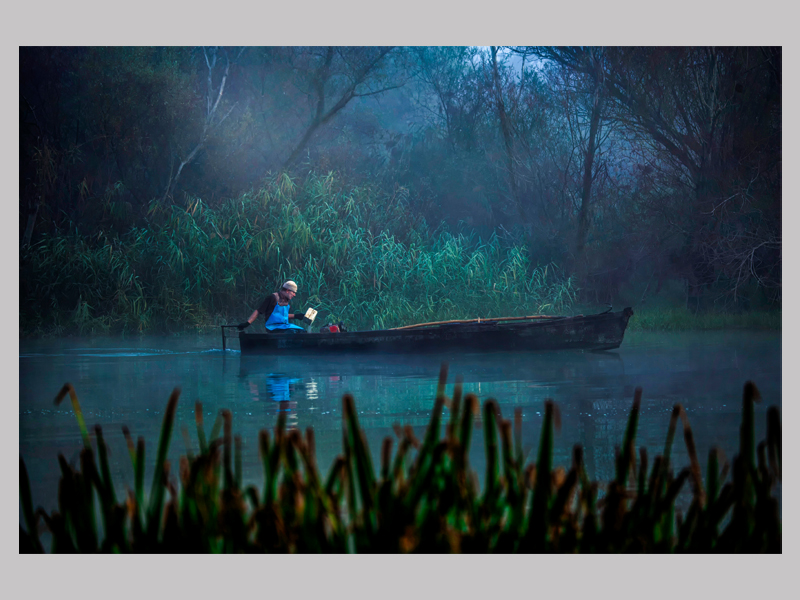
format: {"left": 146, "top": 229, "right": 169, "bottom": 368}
{"left": 627, "top": 307, "right": 781, "bottom": 332}
{"left": 20, "top": 366, "right": 781, "bottom": 553}
{"left": 19, "top": 172, "right": 577, "bottom": 336}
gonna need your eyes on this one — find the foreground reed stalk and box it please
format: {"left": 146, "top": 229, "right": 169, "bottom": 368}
{"left": 19, "top": 366, "right": 781, "bottom": 553}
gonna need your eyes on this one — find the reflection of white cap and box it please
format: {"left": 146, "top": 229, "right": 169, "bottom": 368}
{"left": 282, "top": 280, "right": 298, "bottom": 292}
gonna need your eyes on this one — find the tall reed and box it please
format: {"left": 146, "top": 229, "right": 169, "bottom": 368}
{"left": 20, "top": 368, "right": 781, "bottom": 553}
{"left": 20, "top": 172, "right": 576, "bottom": 335}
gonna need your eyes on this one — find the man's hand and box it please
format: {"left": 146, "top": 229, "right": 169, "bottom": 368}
{"left": 293, "top": 312, "right": 307, "bottom": 320}
{"left": 237, "top": 321, "right": 251, "bottom": 331}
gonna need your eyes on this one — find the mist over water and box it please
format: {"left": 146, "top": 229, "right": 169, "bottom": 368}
{"left": 20, "top": 330, "right": 781, "bottom": 523}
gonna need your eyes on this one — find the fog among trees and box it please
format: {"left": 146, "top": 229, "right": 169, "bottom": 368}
{"left": 20, "top": 46, "right": 781, "bottom": 319}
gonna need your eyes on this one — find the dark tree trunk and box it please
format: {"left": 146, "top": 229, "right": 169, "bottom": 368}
{"left": 491, "top": 47, "right": 525, "bottom": 226}
{"left": 575, "top": 66, "right": 603, "bottom": 269}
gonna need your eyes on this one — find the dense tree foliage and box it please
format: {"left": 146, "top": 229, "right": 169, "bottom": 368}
{"left": 20, "top": 46, "right": 781, "bottom": 323}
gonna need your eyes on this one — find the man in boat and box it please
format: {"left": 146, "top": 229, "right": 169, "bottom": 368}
{"left": 237, "top": 280, "right": 308, "bottom": 333}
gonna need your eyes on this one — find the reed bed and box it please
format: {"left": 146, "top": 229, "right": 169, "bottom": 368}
{"left": 627, "top": 307, "right": 781, "bottom": 332}
{"left": 19, "top": 172, "right": 575, "bottom": 336}
{"left": 19, "top": 366, "right": 780, "bottom": 553}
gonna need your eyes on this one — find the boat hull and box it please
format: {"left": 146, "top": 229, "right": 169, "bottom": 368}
{"left": 232, "top": 308, "right": 634, "bottom": 355}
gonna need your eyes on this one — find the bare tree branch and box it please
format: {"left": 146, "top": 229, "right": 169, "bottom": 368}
{"left": 162, "top": 46, "right": 242, "bottom": 201}
{"left": 283, "top": 47, "right": 397, "bottom": 169}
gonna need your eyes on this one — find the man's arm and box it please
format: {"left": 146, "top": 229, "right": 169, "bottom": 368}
{"left": 255, "top": 294, "right": 278, "bottom": 321}
{"left": 242, "top": 294, "right": 278, "bottom": 327}
{"left": 237, "top": 308, "right": 260, "bottom": 330}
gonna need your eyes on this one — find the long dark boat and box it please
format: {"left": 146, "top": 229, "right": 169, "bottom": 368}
{"left": 223, "top": 307, "right": 634, "bottom": 355}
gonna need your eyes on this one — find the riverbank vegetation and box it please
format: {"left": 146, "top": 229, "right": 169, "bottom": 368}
{"left": 20, "top": 366, "right": 781, "bottom": 553}
{"left": 20, "top": 173, "right": 577, "bottom": 336}
{"left": 20, "top": 47, "right": 781, "bottom": 335}
{"left": 627, "top": 307, "right": 781, "bottom": 332}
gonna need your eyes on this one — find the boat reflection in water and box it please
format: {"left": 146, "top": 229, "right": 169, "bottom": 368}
{"left": 235, "top": 349, "right": 624, "bottom": 384}
{"left": 234, "top": 348, "right": 626, "bottom": 423}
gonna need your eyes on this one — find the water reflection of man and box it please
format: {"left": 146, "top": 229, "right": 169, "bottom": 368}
{"left": 243, "top": 371, "right": 302, "bottom": 430}
{"left": 267, "top": 374, "right": 301, "bottom": 430}
{"left": 266, "top": 374, "right": 299, "bottom": 402}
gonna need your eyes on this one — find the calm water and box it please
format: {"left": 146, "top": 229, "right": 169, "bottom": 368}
{"left": 20, "top": 330, "right": 781, "bottom": 528}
